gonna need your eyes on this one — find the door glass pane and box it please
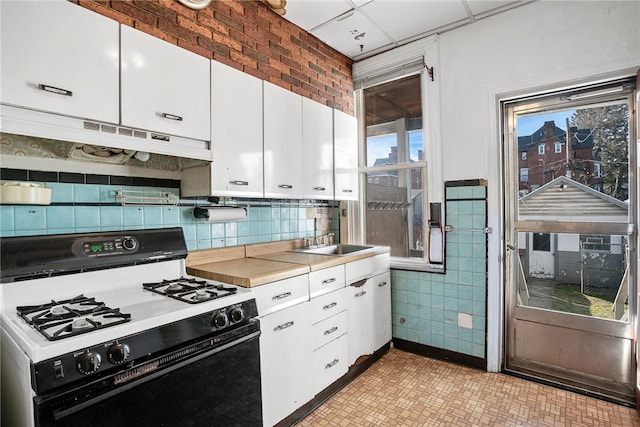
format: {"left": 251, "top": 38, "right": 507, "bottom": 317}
{"left": 516, "top": 231, "right": 629, "bottom": 321}
{"left": 516, "top": 102, "right": 630, "bottom": 221}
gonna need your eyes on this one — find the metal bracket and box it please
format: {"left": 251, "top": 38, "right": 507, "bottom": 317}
{"left": 424, "top": 63, "right": 434, "bottom": 81}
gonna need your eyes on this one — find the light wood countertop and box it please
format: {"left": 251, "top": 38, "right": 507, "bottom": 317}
{"left": 186, "top": 257, "right": 309, "bottom": 288}
{"left": 186, "top": 241, "right": 390, "bottom": 287}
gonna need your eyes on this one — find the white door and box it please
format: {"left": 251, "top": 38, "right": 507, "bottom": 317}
{"left": 528, "top": 232, "right": 555, "bottom": 279}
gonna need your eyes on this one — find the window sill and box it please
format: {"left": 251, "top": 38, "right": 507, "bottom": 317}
{"left": 390, "top": 256, "right": 445, "bottom": 273}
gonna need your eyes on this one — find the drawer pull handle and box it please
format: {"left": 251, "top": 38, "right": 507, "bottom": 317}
{"left": 38, "top": 84, "right": 72, "bottom": 96}
{"left": 324, "top": 326, "right": 338, "bottom": 336}
{"left": 313, "top": 186, "right": 326, "bottom": 191}
{"left": 322, "top": 302, "right": 338, "bottom": 310}
{"left": 274, "top": 321, "right": 294, "bottom": 331}
{"left": 355, "top": 290, "right": 367, "bottom": 298}
{"left": 342, "top": 189, "right": 353, "bottom": 193}
{"left": 278, "top": 184, "right": 293, "bottom": 189}
{"left": 325, "top": 358, "right": 339, "bottom": 369}
{"left": 378, "top": 281, "right": 388, "bottom": 287}
{"left": 272, "top": 292, "right": 292, "bottom": 300}
{"left": 322, "top": 277, "right": 336, "bottom": 285}
{"left": 161, "top": 112, "right": 183, "bottom": 121}
{"left": 229, "top": 180, "right": 249, "bottom": 186}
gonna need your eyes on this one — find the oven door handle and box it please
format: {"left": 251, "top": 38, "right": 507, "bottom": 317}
{"left": 44, "top": 329, "right": 261, "bottom": 422}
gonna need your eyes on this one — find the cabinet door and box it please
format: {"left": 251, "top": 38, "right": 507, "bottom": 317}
{"left": 121, "top": 25, "right": 210, "bottom": 141}
{"left": 347, "top": 280, "right": 373, "bottom": 366}
{"left": 210, "top": 61, "right": 264, "bottom": 197}
{"left": 371, "top": 271, "right": 392, "bottom": 351}
{"left": 263, "top": 82, "right": 303, "bottom": 198}
{"left": 260, "top": 303, "right": 313, "bottom": 427}
{"left": 333, "top": 109, "right": 358, "bottom": 201}
{"left": 302, "top": 98, "right": 334, "bottom": 199}
{"left": 0, "top": 1, "right": 119, "bottom": 123}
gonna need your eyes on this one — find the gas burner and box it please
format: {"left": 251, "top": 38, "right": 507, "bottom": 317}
{"left": 143, "top": 277, "right": 238, "bottom": 304}
{"left": 16, "top": 295, "right": 131, "bottom": 341}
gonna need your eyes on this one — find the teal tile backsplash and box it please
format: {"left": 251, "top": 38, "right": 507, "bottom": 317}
{"left": 392, "top": 183, "right": 487, "bottom": 360}
{"left": 0, "top": 181, "right": 338, "bottom": 251}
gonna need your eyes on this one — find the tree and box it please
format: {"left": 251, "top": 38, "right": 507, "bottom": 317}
{"left": 570, "top": 103, "right": 629, "bottom": 201}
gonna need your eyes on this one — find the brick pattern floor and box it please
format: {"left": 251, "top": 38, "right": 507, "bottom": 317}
{"left": 297, "top": 348, "right": 640, "bottom": 426}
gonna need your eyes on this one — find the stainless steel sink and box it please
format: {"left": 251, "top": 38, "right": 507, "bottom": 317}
{"left": 290, "top": 244, "right": 375, "bottom": 256}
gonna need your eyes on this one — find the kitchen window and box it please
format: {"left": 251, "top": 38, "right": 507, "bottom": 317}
{"left": 360, "top": 74, "right": 428, "bottom": 263}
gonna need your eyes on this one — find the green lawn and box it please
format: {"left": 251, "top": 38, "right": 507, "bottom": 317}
{"left": 552, "top": 284, "right": 619, "bottom": 319}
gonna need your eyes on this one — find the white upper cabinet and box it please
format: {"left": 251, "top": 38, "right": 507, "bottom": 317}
{"left": 263, "top": 82, "right": 303, "bottom": 199}
{"left": 210, "top": 61, "right": 264, "bottom": 197}
{"left": 120, "top": 25, "right": 210, "bottom": 141}
{"left": 333, "top": 109, "right": 359, "bottom": 201}
{"left": 302, "top": 98, "right": 334, "bottom": 200}
{"left": 0, "top": 1, "right": 119, "bottom": 123}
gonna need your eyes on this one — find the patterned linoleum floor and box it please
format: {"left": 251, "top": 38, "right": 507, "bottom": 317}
{"left": 297, "top": 348, "right": 640, "bottom": 427}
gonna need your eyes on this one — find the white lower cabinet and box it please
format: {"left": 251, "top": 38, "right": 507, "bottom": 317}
{"left": 347, "top": 279, "right": 373, "bottom": 366}
{"left": 372, "top": 271, "right": 392, "bottom": 352}
{"left": 260, "top": 301, "right": 313, "bottom": 427}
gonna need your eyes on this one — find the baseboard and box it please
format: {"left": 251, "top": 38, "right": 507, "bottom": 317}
{"left": 393, "top": 338, "right": 487, "bottom": 370}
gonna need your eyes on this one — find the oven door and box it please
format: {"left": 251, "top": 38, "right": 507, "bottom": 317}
{"left": 34, "top": 326, "right": 262, "bottom": 427}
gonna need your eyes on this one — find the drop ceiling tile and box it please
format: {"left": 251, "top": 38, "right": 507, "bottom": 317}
{"left": 311, "top": 9, "right": 394, "bottom": 58}
{"left": 359, "top": 0, "right": 470, "bottom": 42}
{"left": 283, "top": 0, "right": 353, "bottom": 31}
{"left": 466, "top": 0, "right": 519, "bottom": 15}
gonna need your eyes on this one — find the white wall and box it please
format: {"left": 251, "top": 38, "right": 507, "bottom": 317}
{"left": 437, "top": 0, "right": 639, "bottom": 370}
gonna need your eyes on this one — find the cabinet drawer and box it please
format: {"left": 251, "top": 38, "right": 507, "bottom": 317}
{"left": 345, "top": 253, "right": 390, "bottom": 284}
{"left": 254, "top": 274, "right": 309, "bottom": 316}
{"left": 310, "top": 287, "right": 347, "bottom": 324}
{"left": 309, "top": 265, "right": 345, "bottom": 298}
{"left": 313, "top": 335, "right": 348, "bottom": 394}
{"left": 312, "top": 310, "right": 347, "bottom": 351}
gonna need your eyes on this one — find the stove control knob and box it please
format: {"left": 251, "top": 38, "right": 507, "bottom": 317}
{"left": 107, "top": 343, "right": 130, "bottom": 364}
{"left": 76, "top": 351, "right": 102, "bottom": 375}
{"left": 229, "top": 307, "right": 244, "bottom": 324}
{"left": 212, "top": 312, "right": 228, "bottom": 329}
{"left": 122, "top": 237, "right": 137, "bottom": 251}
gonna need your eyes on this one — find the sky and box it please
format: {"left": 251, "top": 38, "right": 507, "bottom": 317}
{"left": 367, "top": 131, "right": 422, "bottom": 166}
{"left": 517, "top": 110, "right": 575, "bottom": 137}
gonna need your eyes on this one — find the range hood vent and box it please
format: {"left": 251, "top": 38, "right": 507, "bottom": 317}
{"left": 0, "top": 105, "right": 213, "bottom": 162}
{"left": 67, "top": 143, "right": 137, "bottom": 164}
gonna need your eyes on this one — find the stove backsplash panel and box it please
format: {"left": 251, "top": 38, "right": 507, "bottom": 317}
{"left": 0, "top": 168, "right": 338, "bottom": 251}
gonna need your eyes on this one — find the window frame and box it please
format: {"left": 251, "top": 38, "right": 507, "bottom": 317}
{"left": 538, "top": 144, "right": 545, "bottom": 155}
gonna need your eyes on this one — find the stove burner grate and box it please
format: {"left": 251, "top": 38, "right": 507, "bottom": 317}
{"left": 143, "top": 277, "right": 238, "bottom": 304}
{"left": 16, "top": 295, "right": 131, "bottom": 341}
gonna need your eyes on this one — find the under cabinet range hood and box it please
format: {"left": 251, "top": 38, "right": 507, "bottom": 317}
{"left": 0, "top": 105, "right": 214, "bottom": 162}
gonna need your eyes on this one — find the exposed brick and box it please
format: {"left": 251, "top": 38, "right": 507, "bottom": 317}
{"left": 229, "top": 28, "right": 257, "bottom": 50}
{"left": 214, "top": 9, "right": 243, "bottom": 33}
{"left": 212, "top": 31, "right": 242, "bottom": 52}
{"left": 198, "top": 12, "right": 229, "bottom": 36}
{"left": 78, "top": 1, "right": 134, "bottom": 26}
{"left": 309, "top": 61, "right": 327, "bottom": 76}
{"left": 133, "top": 21, "right": 177, "bottom": 44}
{"left": 290, "top": 68, "right": 310, "bottom": 84}
{"left": 111, "top": 1, "right": 158, "bottom": 26}
{"left": 242, "top": 44, "right": 269, "bottom": 64}
{"left": 133, "top": 1, "right": 177, "bottom": 23}
{"left": 158, "top": 18, "right": 198, "bottom": 45}
{"left": 281, "top": 73, "right": 302, "bottom": 88}
{"left": 199, "top": 36, "right": 231, "bottom": 58}
{"left": 177, "top": 14, "right": 212, "bottom": 39}
{"left": 230, "top": 50, "right": 258, "bottom": 70}
{"left": 280, "top": 55, "right": 302, "bottom": 72}
{"left": 268, "top": 39, "right": 290, "bottom": 57}
{"left": 157, "top": 0, "right": 197, "bottom": 21}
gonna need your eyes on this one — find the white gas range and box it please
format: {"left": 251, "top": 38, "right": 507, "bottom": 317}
{"left": 1, "top": 228, "right": 263, "bottom": 427}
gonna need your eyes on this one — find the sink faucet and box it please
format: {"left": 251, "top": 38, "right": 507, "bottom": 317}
{"left": 313, "top": 217, "right": 318, "bottom": 246}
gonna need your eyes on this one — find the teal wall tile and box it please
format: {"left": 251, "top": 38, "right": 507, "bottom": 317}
{"left": 161, "top": 206, "right": 180, "bottom": 225}
{"left": 75, "top": 206, "right": 100, "bottom": 228}
{"left": 46, "top": 183, "right": 73, "bottom": 202}
{"left": 74, "top": 184, "right": 100, "bottom": 203}
{"left": 46, "top": 206, "right": 74, "bottom": 229}
{"left": 391, "top": 183, "right": 487, "bottom": 360}
{"left": 100, "top": 206, "right": 123, "bottom": 227}
{"left": 14, "top": 206, "right": 46, "bottom": 230}
{"left": 1, "top": 206, "right": 14, "bottom": 231}
{"left": 123, "top": 206, "right": 144, "bottom": 226}
{"left": 143, "top": 206, "right": 162, "bottom": 226}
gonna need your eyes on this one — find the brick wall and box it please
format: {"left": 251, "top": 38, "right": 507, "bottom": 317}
{"left": 75, "top": 0, "right": 354, "bottom": 114}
